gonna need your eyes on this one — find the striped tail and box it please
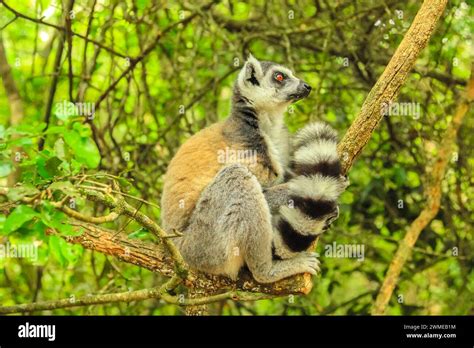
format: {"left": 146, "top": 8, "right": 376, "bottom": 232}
{"left": 273, "top": 122, "right": 347, "bottom": 258}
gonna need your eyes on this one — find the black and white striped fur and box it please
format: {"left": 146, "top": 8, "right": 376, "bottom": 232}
{"left": 163, "top": 55, "right": 347, "bottom": 283}
{"left": 272, "top": 122, "right": 347, "bottom": 259}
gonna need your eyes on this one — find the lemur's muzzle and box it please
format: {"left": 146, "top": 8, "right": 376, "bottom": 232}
{"left": 289, "top": 81, "right": 312, "bottom": 101}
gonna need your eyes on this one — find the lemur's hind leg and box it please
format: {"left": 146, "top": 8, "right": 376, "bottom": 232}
{"left": 177, "top": 163, "right": 320, "bottom": 283}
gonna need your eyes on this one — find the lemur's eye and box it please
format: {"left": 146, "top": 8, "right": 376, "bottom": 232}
{"left": 274, "top": 72, "right": 285, "bottom": 82}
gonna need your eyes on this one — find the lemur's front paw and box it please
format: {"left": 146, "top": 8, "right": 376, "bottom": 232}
{"left": 296, "top": 251, "right": 321, "bottom": 275}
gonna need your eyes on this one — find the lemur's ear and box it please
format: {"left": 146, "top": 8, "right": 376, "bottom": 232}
{"left": 238, "top": 54, "right": 263, "bottom": 86}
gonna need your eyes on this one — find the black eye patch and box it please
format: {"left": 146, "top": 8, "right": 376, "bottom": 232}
{"left": 247, "top": 68, "right": 260, "bottom": 86}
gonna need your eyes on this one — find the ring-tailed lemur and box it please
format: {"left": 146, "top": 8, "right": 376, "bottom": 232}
{"left": 161, "top": 55, "right": 348, "bottom": 283}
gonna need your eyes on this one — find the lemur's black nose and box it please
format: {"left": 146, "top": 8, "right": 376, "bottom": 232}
{"left": 303, "top": 83, "right": 312, "bottom": 91}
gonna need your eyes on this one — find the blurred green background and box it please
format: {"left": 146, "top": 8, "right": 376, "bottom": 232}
{"left": 0, "top": 0, "right": 472, "bottom": 315}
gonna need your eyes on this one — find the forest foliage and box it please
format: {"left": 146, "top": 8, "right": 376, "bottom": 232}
{"left": 0, "top": 0, "right": 473, "bottom": 315}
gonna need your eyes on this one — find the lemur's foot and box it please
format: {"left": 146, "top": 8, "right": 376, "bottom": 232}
{"left": 295, "top": 251, "right": 321, "bottom": 275}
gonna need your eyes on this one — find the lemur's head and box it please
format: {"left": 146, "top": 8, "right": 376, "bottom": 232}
{"left": 235, "top": 54, "right": 312, "bottom": 113}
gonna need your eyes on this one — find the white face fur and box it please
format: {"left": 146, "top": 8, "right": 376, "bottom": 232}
{"left": 237, "top": 54, "right": 312, "bottom": 114}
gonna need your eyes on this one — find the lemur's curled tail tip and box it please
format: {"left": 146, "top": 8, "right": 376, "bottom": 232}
{"left": 275, "top": 122, "right": 345, "bottom": 250}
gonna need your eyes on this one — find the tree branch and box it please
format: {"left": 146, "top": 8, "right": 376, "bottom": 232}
{"left": 0, "top": 274, "right": 276, "bottom": 314}
{"left": 291, "top": 0, "right": 449, "bottom": 295}
{"left": 38, "top": 0, "right": 75, "bottom": 151}
{"left": 0, "top": 0, "right": 450, "bottom": 312}
{"left": 93, "top": 1, "right": 218, "bottom": 110}
{"left": 337, "top": 0, "right": 448, "bottom": 173}
{"left": 371, "top": 65, "right": 473, "bottom": 315}
{"left": 0, "top": 0, "right": 128, "bottom": 59}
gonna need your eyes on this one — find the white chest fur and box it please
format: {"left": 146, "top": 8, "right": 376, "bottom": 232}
{"left": 258, "top": 110, "right": 289, "bottom": 183}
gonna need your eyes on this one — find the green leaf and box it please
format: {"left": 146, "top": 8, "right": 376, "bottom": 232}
{"left": 128, "top": 228, "right": 149, "bottom": 239}
{"left": 0, "top": 161, "right": 12, "bottom": 177}
{"left": 117, "top": 177, "right": 133, "bottom": 191}
{"left": 340, "top": 191, "right": 354, "bottom": 205}
{"left": 63, "top": 127, "right": 100, "bottom": 169}
{"left": 48, "top": 235, "right": 81, "bottom": 265}
{"left": 36, "top": 156, "right": 62, "bottom": 179}
{"left": 407, "top": 170, "right": 421, "bottom": 187}
{"left": 53, "top": 138, "right": 66, "bottom": 160}
{"left": 9, "top": 137, "right": 34, "bottom": 147}
{"left": 72, "top": 122, "right": 92, "bottom": 138}
{"left": 393, "top": 166, "right": 407, "bottom": 186}
{"left": 136, "top": 0, "right": 149, "bottom": 10}
{"left": 48, "top": 235, "right": 66, "bottom": 266}
{"left": 44, "top": 126, "right": 66, "bottom": 135}
{"left": 10, "top": 122, "right": 46, "bottom": 136}
{"left": 431, "top": 219, "right": 445, "bottom": 235}
{"left": 0, "top": 215, "right": 5, "bottom": 231}
{"left": 40, "top": 203, "right": 80, "bottom": 236}
{"left": 6, "top": 185, "right": 40, "bottom": 201}
{"left": 48, "top": 181, "right": 77, "bottom": 196}
{"left": 61, "top": 243, "right": 82, "bottom": 264}
{"left": 3, "top": 205, "right": 40, "bottom": 234}
{"left": 36, "top": 157, "right": 50, "bottom": 179}
{"left": 45, "top": 156, "right": 63, "bottom": 176}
